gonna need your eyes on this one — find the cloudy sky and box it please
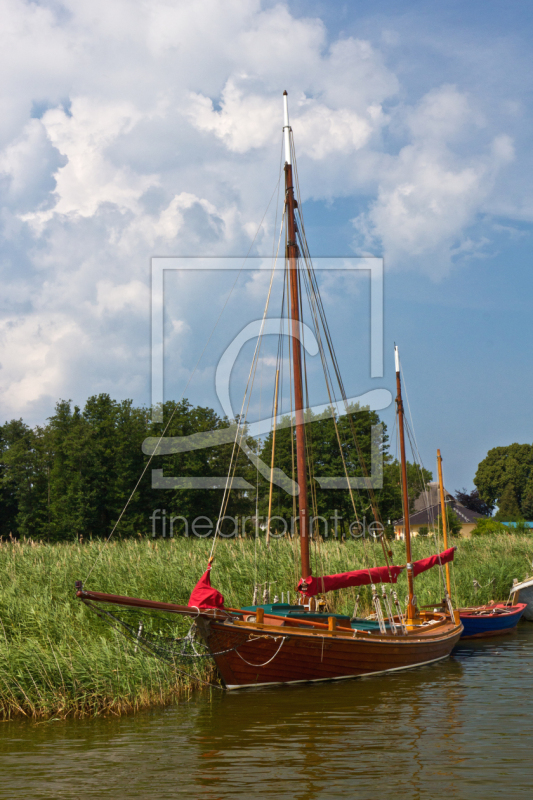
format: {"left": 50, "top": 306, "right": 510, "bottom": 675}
{"left": 1, "top": 0, "right": 533, "bottom": 491}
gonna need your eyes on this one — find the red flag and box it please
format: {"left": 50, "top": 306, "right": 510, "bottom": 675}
{"left": 188, "top": 566, "right": 225, "bottom": 609}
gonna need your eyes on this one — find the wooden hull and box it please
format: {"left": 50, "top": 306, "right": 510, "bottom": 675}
{"left": 75, "top": 589, "right": 462, "bottom": 690}
{"left": 197, "top": 616, "right": 463, "bottom": 689}
{"left": 459, "top": 603, "right": 527, "bottom": 639}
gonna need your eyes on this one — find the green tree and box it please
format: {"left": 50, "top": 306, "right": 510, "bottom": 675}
{"left": 475, "top": 443, "right": 533, "bottom": 512}
{"left": 520, "top": 474, "right": 533, "bottom": 520}
{"left": 256, "top": 404, "right": 431, "bottom": 538}
{"left": 494, "top": 483, "right": 522, "bottom": 522}
{"left": 0, "top": 394, "right": 433, "bottom": 542}
{"left": 145, "top": 400, "right": 255, "bottom": 537}
{"left": 0, "top": 419, "right": 49, "bottom": 539}
{"left": 46, "top": 400, "right": 92, "bottom": 540}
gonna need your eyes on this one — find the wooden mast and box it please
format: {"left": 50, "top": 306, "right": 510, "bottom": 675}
{"left": 284, "top": 91, "right": 311, "bottom": 580}
{"left": 266, "top": 368, "right": 280, "bottom": 546}
{"left": 395, "top": 346, "right": 416, "bottom": 621}
{"left": 437, "top": 449, "right": 452, "bottom": 596}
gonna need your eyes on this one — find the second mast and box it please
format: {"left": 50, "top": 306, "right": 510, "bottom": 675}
{"left": 283, "top": 91, "right": 311, "bottom": 579}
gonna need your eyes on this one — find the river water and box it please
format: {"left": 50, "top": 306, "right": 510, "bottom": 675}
{"left": 2, "top": 625, "right": 533, "bottom": 800}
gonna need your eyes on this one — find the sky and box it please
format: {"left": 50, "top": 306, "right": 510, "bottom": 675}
{"left": 1, "top": 0, "right": 533, "bottom": 493}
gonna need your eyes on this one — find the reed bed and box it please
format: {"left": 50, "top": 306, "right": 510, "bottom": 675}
{"left": 1, "top": 534, "right": 532, "bottom": 719}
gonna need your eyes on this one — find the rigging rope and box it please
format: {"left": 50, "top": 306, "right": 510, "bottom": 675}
{"left": 83, "top": 173, "right": 284, "bottom": 585}
{"left": 208, "top": 206, "right": 286, "bottom": 561}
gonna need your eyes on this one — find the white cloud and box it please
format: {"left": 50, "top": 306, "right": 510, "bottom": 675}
{"left": 185, "top": 34, "right": 396, "bottom": 159}
{"left": 0, "top": 1, "right": 526, "bottom": 422}
{"left": 187, "top": 83, "right": 378, "bottom": 159}
{"left": 0, "top": 313, "right": 80, "bottom": 408}
{"left": 187, "top": 82, "right": 279, "bottom": 154}
{"left": 93, "top": 279, "right": 148, "bottom": 317}
{"left": 294, "top": 104, "right": 374, "bottom": 159}
{"left": 0, "top": 119, "right": 59, "bottom": 207}
{"left": 353, "top": 86, "right": 515, "bottom": 276}
{"left": 23, "top": 98, "right": 159, "bottom": 227}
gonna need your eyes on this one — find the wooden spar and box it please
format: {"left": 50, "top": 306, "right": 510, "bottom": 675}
{"left": 437, "top": 449, "right": 452, "bottom": 597}
{"left": 284, "top": 91, "right": 311, "bottom": 579}
{"left": 395, "top": 346, "right": 416, "bottom": 621}
{"left": 76, "top": 589, "right": 225, "bottom": 617}
{"left": 266, "top": 368, "right": 280, "bottom": 546}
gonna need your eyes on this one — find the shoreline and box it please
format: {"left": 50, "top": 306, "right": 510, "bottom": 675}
{"left": 1, "top": 535, "right": 531, "bottom": 719}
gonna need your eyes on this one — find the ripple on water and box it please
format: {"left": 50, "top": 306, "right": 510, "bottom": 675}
{"left": 1, "top": 626, "right": 533, "bottom": 799}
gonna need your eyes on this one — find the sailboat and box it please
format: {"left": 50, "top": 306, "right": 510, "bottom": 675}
{"left": 435, "top": 450, "right": 527, "bottom": 638}
{"left": 76, "top": 92, "right": 463, "bottom": 689}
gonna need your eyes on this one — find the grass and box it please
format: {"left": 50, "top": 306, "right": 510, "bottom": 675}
{"left": 1, "top": 533, "right": 532, "bottom": 719}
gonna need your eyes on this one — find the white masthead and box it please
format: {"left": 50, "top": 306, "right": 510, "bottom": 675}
{"left": 283, "top": 90, "right": 291, "bottom": 166}
{"left": 394, "top": 345, "right": 400, "bottom": 374}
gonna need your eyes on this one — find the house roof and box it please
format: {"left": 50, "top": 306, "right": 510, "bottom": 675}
{"left": 414, "top": 482, "right": 454, "bottom": 512}
{"left": 395, "top": 499, "right": 485, "bottom": 527}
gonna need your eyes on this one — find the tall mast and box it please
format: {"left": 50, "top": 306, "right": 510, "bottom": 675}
{"left": 395, "top": 346, "right": 416, "bottom": 621}
{"left": 284, "top": 91, "right": 311, "bottom": 579}
{"left": 437, "top": 449, "right": 452, "bottom": 596}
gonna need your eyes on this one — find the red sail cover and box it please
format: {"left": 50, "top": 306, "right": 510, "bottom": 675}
{"left": 188, "top": 567, "right": 225, "bottom": 609}
{"left": 412, "top": 546, "right": 456, "bottom": 577}
{"left": 297, "top": 547, "right": 456, "bottom": 596}
{"left": 297, "top": 565, "right": 405, "bottom": 597}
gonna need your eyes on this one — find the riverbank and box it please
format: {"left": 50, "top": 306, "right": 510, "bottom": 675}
{"left": 1, "top": 535, "right": 531, "bottom": 719}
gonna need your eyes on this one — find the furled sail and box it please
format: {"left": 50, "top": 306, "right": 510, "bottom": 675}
{"left": 297, "top": 547, "right": 456, "bottom": 596}
{"left": 411, "top": 546, "right": 456, "bottom": 577}
{"left": 297, "top": 565, "right": 405, "bottom": 596}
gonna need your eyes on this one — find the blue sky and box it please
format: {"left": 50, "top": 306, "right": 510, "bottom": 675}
{"left": 1, "top": 0, "right": 532, "bottom": 494}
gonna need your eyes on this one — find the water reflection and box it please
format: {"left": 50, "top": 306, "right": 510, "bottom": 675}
{"left": 1, "top": 627, "right": 533, "bottom": 799}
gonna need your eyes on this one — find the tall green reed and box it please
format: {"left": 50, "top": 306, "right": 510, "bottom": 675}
{"left": 0, "top": 534, "right": 531, "bottom": 718}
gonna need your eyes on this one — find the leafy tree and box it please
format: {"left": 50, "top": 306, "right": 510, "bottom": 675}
{"left": 0, "top": 394, "right": 431, "bottom": 542}
{"left": 454, "top": 487, "right": 493, "bottom": 516}
{"left": 494, "top": 483, "right": 522, "bottom": 522}
{"left": 46, "top": 400, "right": 93, "bottom": 540}
{"left": 520, "top": 474, "right": 533, "bottom": 520}
{"left": 256, "top": 404, "right": 431, "bottom": 538}
{"left": 521, "top": 492, "right": 533, "bottom": 521}
{"left": 0, "top": 419, "right": 49, "bottom": 539}
{"left": 474, "top": 444, "right": 533, "bottom": 512}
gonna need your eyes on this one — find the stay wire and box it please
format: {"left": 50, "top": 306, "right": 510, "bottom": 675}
{"left": 209, "top": 204, "right": 286, "bottom": 560}
{"left": 83, "top": 174, "right": 284, "bottom": 586}
{"left": 290, "top": 137, "right": 380, "bottom": 577}
{"left": 291, "top": 135, "right": 391, "bottom": 574}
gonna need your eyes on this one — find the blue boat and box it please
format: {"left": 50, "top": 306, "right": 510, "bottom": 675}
{"left": 459, "top": 602, "right": 527, "bottom": 639}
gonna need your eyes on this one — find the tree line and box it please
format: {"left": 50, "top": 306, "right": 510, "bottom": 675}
{"left": 0, "top": 394, "right": 431, "bottom": 541}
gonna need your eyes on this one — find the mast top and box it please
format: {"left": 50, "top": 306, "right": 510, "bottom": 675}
{"left": 394, "top": 345, "right": 400, "bottom": 374}
{"left": 283, "top": 91, "right": 291, "bottom": 166}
